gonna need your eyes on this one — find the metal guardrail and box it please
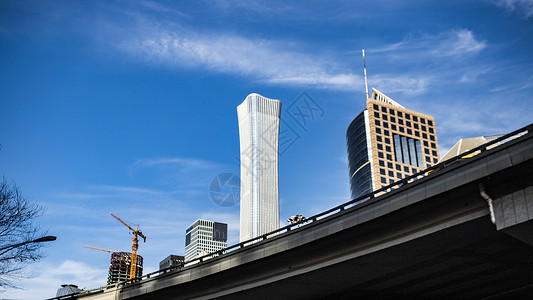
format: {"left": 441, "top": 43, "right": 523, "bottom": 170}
{"left": 48, "top": 122, "right": 532, "bottom": 300}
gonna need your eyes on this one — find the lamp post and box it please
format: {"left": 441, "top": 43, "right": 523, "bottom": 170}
{"left": 287, "top": 215, "right": 308, "bottom": 225}
{"left": 0, "top": 236, "right": 56, "bottom": 256}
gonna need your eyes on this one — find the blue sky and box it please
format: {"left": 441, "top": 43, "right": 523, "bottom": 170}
{"left": 1, "top": 0, "right": 532, "bottom": 298}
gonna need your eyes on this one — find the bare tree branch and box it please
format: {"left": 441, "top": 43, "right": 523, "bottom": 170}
{"left": 0, "top": 176, "right": 47, "bottom": 289}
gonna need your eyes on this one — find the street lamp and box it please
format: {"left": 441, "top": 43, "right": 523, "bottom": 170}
{"left": 0, "top": 236, "right": 57, "bottom": 256}
{"left": 287, "top": 215, "right": 308, "bottom": 225}
{"left": 30, "top": 236, "right": 57, "bottom": 243}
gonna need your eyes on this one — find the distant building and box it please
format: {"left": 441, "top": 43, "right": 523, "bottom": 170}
{"left": 107, "top": 252, "right": 143, "bottom": 284}
{"left": 56, "top": 284, "right": 82, "bottom": 297}
{"left": 159, "top": 255, "right": 185, "bottom": 270}
{"left": 439, "top": 135, "right": 503, "bottom": 162}
{"left": 185, "top": 219, "right": 227, "bottom": 262}
{"left": 237, "top": 93, "right": 282, "bottom": 242}
{"left": 346, "top": 88, "right": 440, "bottom": 200}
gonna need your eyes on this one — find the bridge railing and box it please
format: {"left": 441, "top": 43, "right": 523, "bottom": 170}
{"left": 47, "top": 123, "right": 531, "bottom": 300}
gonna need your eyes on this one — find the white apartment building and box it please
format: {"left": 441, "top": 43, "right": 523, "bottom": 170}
{"left": 184, "top": 219, "right": 227, "bottom": 262}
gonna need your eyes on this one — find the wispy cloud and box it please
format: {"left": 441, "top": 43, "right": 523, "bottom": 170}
{"left": 489, "top": 75, "right": 533, "bottom": 92}
{"left": 129, "top": 156, "right": 234, "bottom": 190}
{"left": 369, "top": 29, "right": 486, "bottom": 58}
{"left": 368, "top": 40, "right": 408, "bottom": 53}
{"left": 369, "top": 74, "right": 432, "bottom": 95}
{"left": 44, "top": 157, "right": 236, "bottom": 229}
{"left": 91, "top": 185, "right": 163, "bottom": 195}
{"left": 265, "top": 73, "right": 359, "bottom": 89}
{"left": 459, "top": 67, "right": 492, "bottom": 83}
{"left": 119, "top": 27, "right": 359, "bottom": 90}
{"left": 361, "top": 29, "right": 487, "bottom": 94}
{"left": 421, "top": 94, "right": 533, "bottom": 154}
{"left": 138, "top": 0, "right": 190, "bottom": 18}
{"left": 50, "top": 156, "right": 232, "bottom": 203}
{"left": 103, "top": 3, "right": 487, "bottom": 94}
{"left": 199, "top": 0, "right": 367, "bottom": 22}
{"left": 490, "top": 0, "right": 533, "bottom": 18}
{"left": 206, "top": 0, "right": 279, "bottom": 15}
{"left": 120, "top": 27, "right": 465, "bottom": 93}
{"left": 131, "top": 157, "right": 220, "bottom": 170}
{"left": 433, "top": 29, "right": 487, "bottom": 57}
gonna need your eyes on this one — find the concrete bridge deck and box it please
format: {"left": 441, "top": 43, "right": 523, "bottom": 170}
{"left": 53, "top": 124, "right": 533, "bottom": 299}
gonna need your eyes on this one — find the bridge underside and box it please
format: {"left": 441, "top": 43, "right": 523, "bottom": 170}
{"left": 138, "top": 217, "right": 533, "bottom": 300}
{"left": 224, "top": 217, "right": 533, "bottom": 300}
{"left": 134, "top": 190, "right": 533, "bottom": 298}
{"left": 134, "top": 155, "right": 533, "bottom": 299}
{"left": 76, "top": 132, "right": 533, "bottom": 300}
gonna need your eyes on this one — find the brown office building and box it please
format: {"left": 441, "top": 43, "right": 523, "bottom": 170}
{"left": 346, "top": 88, "right": 440, "bottom": 200}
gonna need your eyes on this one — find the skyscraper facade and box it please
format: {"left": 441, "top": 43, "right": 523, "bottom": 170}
{"left": 184, "top": 219, "right": 227, "bottom": 262}
{"left": 347, "top": 88, "right": 440, "bottom": 200}
{"left": 237, "top": 93, "right": 281, "bottom": 242}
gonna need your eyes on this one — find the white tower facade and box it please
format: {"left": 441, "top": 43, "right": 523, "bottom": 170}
{"left": 237, "top": 93, "right": 281, "bottom": 242}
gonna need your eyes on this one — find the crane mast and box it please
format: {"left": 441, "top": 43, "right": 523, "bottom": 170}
{"left": 110, "top": 213, "right": 146, "bottom": 280}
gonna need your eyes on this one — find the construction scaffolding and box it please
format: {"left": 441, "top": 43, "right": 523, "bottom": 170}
{"left": 109, "top": 213, "right": 146, "bottom": 280}
{"left": 107, "top": 252, "right": 143, "bottom": 285}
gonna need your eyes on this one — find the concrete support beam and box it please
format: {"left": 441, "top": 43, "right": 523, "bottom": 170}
{"left": 493, "top": 186, "right": 533, "bottom": 246}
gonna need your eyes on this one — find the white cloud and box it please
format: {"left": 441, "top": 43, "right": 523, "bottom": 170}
{"left": 128, "top": 156, "right": 235, "bottom": 191}
{"left": 422, "top": 95, "right": 533, "bottom": 154}
{"left": 434, "top": 29, "right": 486, "bottom": 57}
{"left": 459, "top": 67, "right": 491, "bottom": 83}
{"left": 91, "top": 185, "right": 163, "bottom": 195}
{"left": 372, "top": 29, "right": 486, "bottom": 59}
{"left": 490, "top": 0, "right": 533, "bottom": 18}
{"left": 206, "top": 0, "right": 278, "bottom": 15}
{"left": 109, "top": 6, "right": 486, "bottom": 94}
{"left": 0, "top": 260, "right": 107, "bottom": 300}
{"left": 131, "top": 157, "right": 220, "bottom": 170}
{"left": 489, "top": 75, "right": 533, "bottom": 92}
{"left": 138, "top": 0, "right": 190, "bottom": 18}
{"left": 362, "top": 29, "right": 486, "bottom": 93}
{"left": 367, "top": 40, "right": 408, "bottom": 54}
{"left": 369, "top": 75, "right": 432, "bottom": 95}
{"left": 265, "top": 73, "right": 360, "bottom": 90}
{"left": 121, "top": 29, "right": 358, "bottom": 90}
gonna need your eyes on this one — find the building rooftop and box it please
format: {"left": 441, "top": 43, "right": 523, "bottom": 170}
{"left": 440, "top": 135, "right": 505, "bottom": 162}
{"left": 371, "top": 88, "right": 405, "bottom": 108}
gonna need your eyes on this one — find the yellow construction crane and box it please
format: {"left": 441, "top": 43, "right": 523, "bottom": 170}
{"left": 83, "top": 245, "right": 124, "bottom": 254}
{"left": 110, "top": 213, "right": 146, "bottom": 280}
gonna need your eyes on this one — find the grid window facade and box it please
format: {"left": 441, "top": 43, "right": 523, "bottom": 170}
{"left": 185, "top": 219, "right": 228, "bottom": 262}
{"left": 366, "top": 96, "right": 439, "bottom": 191}
{"left": 237, "top": 94, "right": 281, "bottom": 242}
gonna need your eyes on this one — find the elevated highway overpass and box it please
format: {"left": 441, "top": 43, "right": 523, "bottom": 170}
{"left": 53, "top": 124, "right": 533, "bottom": 299}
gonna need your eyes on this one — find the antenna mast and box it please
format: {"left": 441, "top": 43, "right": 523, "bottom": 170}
{"left": 362, "top": 49, "right": 369, "bottom": 100}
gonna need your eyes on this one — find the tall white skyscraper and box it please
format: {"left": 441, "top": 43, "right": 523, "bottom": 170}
{"left": 237, "top": 93, "right": 281, "bottom": 242}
